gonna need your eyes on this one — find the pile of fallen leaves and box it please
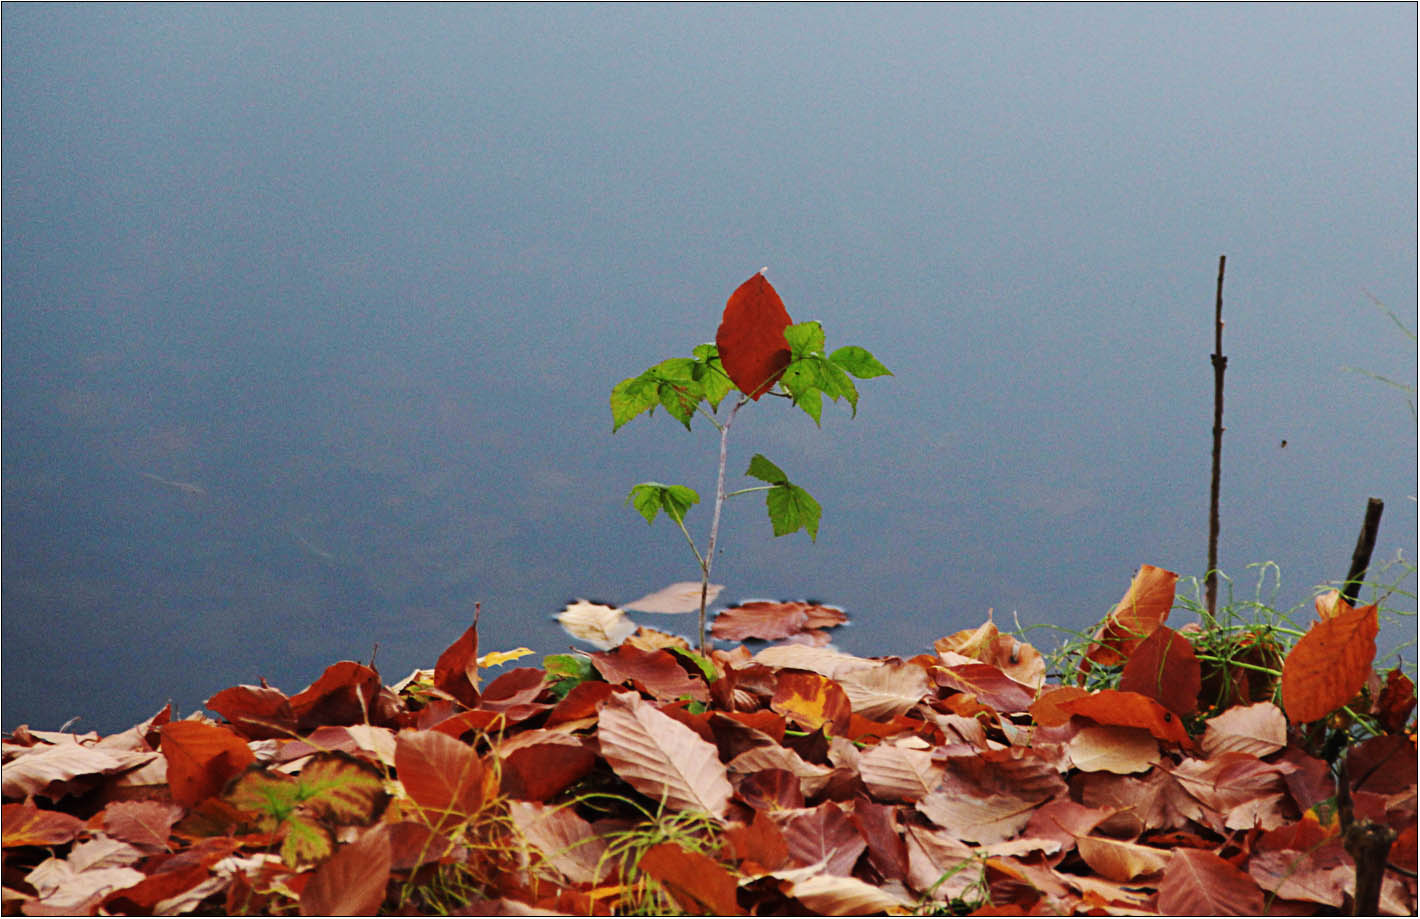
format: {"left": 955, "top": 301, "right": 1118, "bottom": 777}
{"left": 3, "top": 565, "right": 1416, "bottom": 915}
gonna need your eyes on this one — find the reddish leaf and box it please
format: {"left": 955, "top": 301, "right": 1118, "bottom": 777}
{"left": 1376, "top": 665, "right": 1416, "bottom": 734}
{"left": 916, "top": 789, "right": 1037, "bottom": 844}
{"left": 288, "top": 661, "right": 386, "bottom": 729}
{"left": 713, "top": 601, "right": 808, "bottom": 641}
{"left": 715, "top": 271, "right": 794, "bottom": 399}
{"left": 849, "top": 798, "right": 908, "bottom": 881}
{"left": 394, "top": 729, "right": 485, "bottom": 831}
{"left": 639, "top": 841, "right": 742, "bottom": 915}
{"left": 1081, "top": 564, "right": 1178, "bottom": 672}
{"left": 933, "top": 663, "right": 1036, "bottom": 713}
{"left": 433, "top": 624, "right": 480, "bottom": 708}
{"left": 591, "top": 645, "right": 709, "bottom": 701}
{"left": 725, "top": 808, "right": 790, "bottom": 871}
{"left": 1, "top": 800, "right": 84, "bottom": 847}
{"left": 160, "top": 721, "right": 256, "bottom": 808}
{"left": 299, "top": 823, "right": 391, "bottom": 917}
{"left": 1158, "top": 848, "right": 1264, "bottom": 915}
{"left": 1281, "top": 603, "right": 1378, "bottom": 722}
{"left": 734, "top": 767, "right": 807, "bottom": 811}
{"left": 204, "top": 684, "right": 296, "bottom": 740}
{"left": 771, "top": 671, "right": 852, "bottom": 734}
{"left": 499, "top": 736, "right": 596, "bottom": 801}
{"left": 1118, "top": 624, "right": 1201, "bottom": 716}
{"left": 102, "top": 861, "right": 214, "bottom": 915}
{"left": 387, "top": 821, "right": 464, "bottom": 871}
{"left": 102, "top": 800, "right": 184, "bottom": 853}
{"left": 1345, "top": 734, "right": 1416, "bottom": 795}
{"left": 477, "top": 667, "right": 552, "bottom": 720}
{"left": 1029, "top": 686, "right": 1090, "bottom": 727}
{"left": 1201, "top": 701, "right": 1287, "bottom": 757}
{"left": 1056, "top": 689, "right": 1191, "bottom": 745}
{"left": 781, "top": 801, "right": 867, "bottom": 875}
{"left": 545, "top": 680, "right": 616, "bottom": 727}
{"left": 857, "top": 741, "right": 943, "bottom": 802}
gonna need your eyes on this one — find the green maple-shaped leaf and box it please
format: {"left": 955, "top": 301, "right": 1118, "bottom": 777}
{"left": 744, "top": 454, "right": 821, "bottom": 541}
{"left": 627, "top": 482, "right": 700, "bottom": 525}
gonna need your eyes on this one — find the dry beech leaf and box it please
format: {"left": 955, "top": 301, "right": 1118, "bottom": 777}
{"left": 1067, "top": 724, "right": 1159, "bottom": 774}
{"left": 1075, "top": 835, "right": 1170, "bottom": 882}
{"left": 1082, "top": 564, "right": 1179, "bottom": 670}
{"left": 596, "top": 691, "right": 732, "bottom": 820}
{"left": 780, "top": 873, "right": 915, "bottom": 915}
{"left": 1158, "top": 847, "right": 1265, "bottom": 915}
{"left": 713, "top": 600, "right": 846, "bottom": 641}
{"left": 556, "top": 600, "right": 637, "bottom": 650}
{"left": 624, "top": 581, "right": 724, "bottom": 614}
{"left": 1202, "top": 701, "right": 1288, "bottom": 757}
{"left": 916, "top": 791, "right": 1037, "bottom": 844}
{"left": 1118, "top": 624, "right": 1201, "bottom": 716}
{"left": 857, "top": 741, "right": 944, "bottom": 802}
{"left": 298, "top": 824, "right": 391, "bottom": 917}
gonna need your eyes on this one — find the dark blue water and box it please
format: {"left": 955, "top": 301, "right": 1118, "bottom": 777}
{"left": 5, "top": 5, "right": 1415, "bottom": 732}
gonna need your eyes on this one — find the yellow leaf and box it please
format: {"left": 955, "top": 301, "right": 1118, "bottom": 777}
{"left": 477, "top": 647, "right": 535, "bottom": 668}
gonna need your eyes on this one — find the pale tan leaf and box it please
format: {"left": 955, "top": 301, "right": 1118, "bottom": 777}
{"left": 1067, "top": 724, "right": 1158, "bottom": 774}
{"left": 556, "top": 600, "right": 636, "bottom": 650}
{"left": 834, "top": 660, "right": 933, "bottom": 720}
{"left": 1202, "top": 702, "right": 1288, "bottom": 757}
{"left": 781, "top": 873, "right": 916, "bottom": 915}
{"left": 1, "top": 742, "right": 149, "bottom": 799}
{"left": 916, "top": 790, "right": 1036, "bottom": 844}
{"left": 624, "top": 581, "right": 723, "bottom": 613}
{"left": 596, "top": 692, "right": 732, "bottom": 820}
{"left": 1075, "top": 835, "right": 1170, "bottom": 881}
{"left": 902, "top": 824, "right": 983, "bottom": 900}
{"left": 857, "top": 741, "right": 943, "bottom": 802}
{"left": 506, "top": 801, "right": 609, "bottom": 885}
{"left": 727, "top": 744, "right": 835, "bottom": 798}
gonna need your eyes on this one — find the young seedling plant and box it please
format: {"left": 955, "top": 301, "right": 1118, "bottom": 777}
{"left": 610, "top": 270, "right": 891, "bottom": 651}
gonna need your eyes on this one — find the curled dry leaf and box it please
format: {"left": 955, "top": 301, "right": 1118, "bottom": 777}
{"left": 555, "top": 600, "right": 637, "bottom": 650}
{"left": 1074, "top": 834, "right": 1170, "bottom": 882}
{"left": 1067, "top": 724, "right": 1159, "bottom": 774}
{"left": 1081, "top": 564, "right": 1178, "bottom": 672}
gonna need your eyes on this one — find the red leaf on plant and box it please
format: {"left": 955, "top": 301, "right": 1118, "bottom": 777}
{"left": 204, "top": 685, "right": 296, "bottom": 740}
{"left": 591, "top": 645, "right": 709, "bottom": 701}
{"left": 1118, "top": 624, "right": 1201, "bottom": 716}
{"left": 433, "top": 624, "right": 480, "bottom": 708}
{"left": 715, "top": 271, "right": 794, "bottom": 400}
{"left": 160, "top": 721, "right": 256, "bottom": 808}
{"left": 771, "top": 671, "right": 852, "bottom": 734}
{"left": 299, "top": 823, "right": 391, "bottom": 917}
{"left": 1080, "top": 564, "right": 1178, "bottom": 673}
{"left": 1281, "top": 602, "right": 1378, "bottom": 723}
{"left": 288, "top": 661, "right": 386, "bottom": 729}
{"left": 781, "top": 801, "right": 867, "bottom": 875}
{"left": 1056, "top": 689, "right": 1191, "bottom": 745}
{"left": 639, "top": 841, "right": 742, "bottom": 915}
{"left": 394, "top": 729, "right": 486, "bottom": 831}
{"left": 1157, "top": 847, "right": 1264, "bottom": 915}
{"left": 1, "top": 800, "right": 84, "bottom": 847}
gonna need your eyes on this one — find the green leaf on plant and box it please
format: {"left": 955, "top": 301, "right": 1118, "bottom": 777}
{"left": 627, "top": 482, "right": 700, "bottom": 525}
{"left": 766, "top": 482, "right": 822, "bottom": 541}
{"left": 669, "top": 646, "right": 720, "bottom": 683}
{"left": 691, "top": 343, "right": 734, "bottom": 410}
{"left": 784, "top": 320, "right": 826, "bottom": 357}
{"left": 610, "top": 372, "right": 663, "bottom": 432}
{"left": 829, "top": 345, "right": 892, "bottom": 379}
{"left": 745, "top": 454, "right": 788, "bottom": 485}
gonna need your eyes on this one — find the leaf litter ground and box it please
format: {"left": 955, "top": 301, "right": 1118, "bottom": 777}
{"left": 2, "top": 565, "right": 1416, "bottom": 916}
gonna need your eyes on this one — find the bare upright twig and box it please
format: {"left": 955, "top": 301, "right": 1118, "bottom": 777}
{"left": 698, "top": 397, "right": 746, "bottom": 652}
{"left": 1342, "top": 497, "right": 1385, "bottom": 607}
{"left": 1206, "top": 255, "right": 1227, "bottom": 618}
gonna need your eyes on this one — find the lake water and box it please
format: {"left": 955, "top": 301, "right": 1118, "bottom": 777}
{"left": 4, "top": 4, "right": 1416, "bottom": 732}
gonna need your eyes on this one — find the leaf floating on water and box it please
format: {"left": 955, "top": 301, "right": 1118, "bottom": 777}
{"left": 713, "top": 600, "right": 847, "bottom": 642}
{"left": 555, "top": 600, "right": 636, "bottom": 650}
{"left": 624, "top": 581, "right": 723, "bottom": 614}
{"left": 477, "top": 647, "right": 535, "bottom": 669}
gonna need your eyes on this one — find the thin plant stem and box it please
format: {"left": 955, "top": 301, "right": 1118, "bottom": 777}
{"left": 1206, "top": 254, "right": 1227, "bottom": 617}
{"left": 698, "top": 397, "right": 746, "bottom": 651}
